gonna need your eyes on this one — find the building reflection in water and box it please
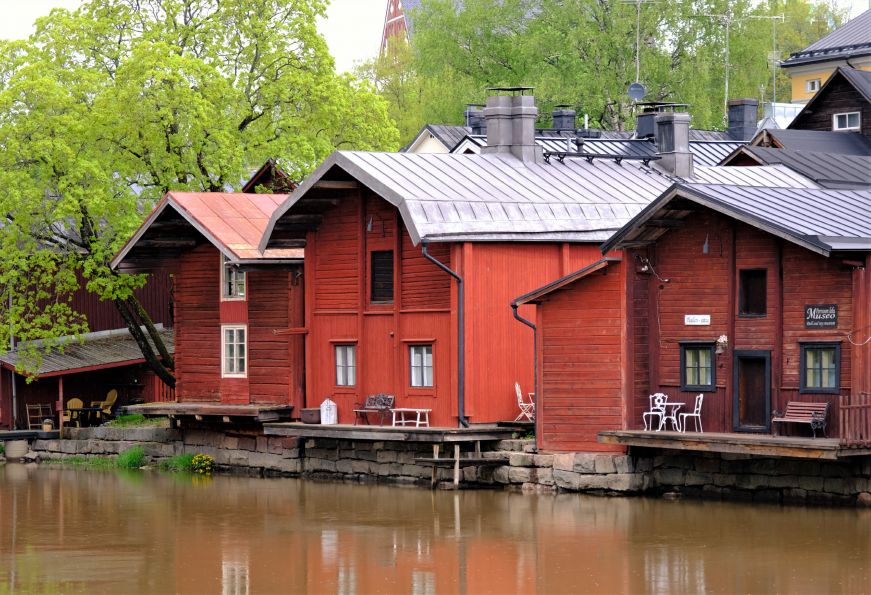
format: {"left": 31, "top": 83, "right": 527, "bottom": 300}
{"left": 0, "top": 467, "right": 870, "bottom": 593}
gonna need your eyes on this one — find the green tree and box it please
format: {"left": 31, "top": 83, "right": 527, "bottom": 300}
{"left": 403, "top": 0, "right": 844, "bottom": 132}
{"left": 0, "top": 0, "right": 399, "bottom": 385}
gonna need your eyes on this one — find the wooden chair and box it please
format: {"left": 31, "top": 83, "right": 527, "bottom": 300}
{"left": 63, "top": 398, "right": 84, "bottom": 428}
{"left": 643, "top": 393, "right": 668, "bottom": 431}
{"left": 90, "top": 389, "right": 119, "bottom": 421}
{"left": 514, "top": 382, "right": 535, "bottom": 422}
{"left": 26, "top": 404, "right": 54, "bottom": 430}
{"left": 679, "top": 394, "right": 704, "bottom": 433}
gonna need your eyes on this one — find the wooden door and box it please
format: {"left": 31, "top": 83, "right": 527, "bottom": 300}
{"left": 732, "top": 350, "right": 771, "bottom": 432}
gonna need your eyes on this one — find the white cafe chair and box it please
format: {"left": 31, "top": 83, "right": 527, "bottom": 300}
{"left": 679, "top": 393, "right": 704, "bottom": 433}
{"left": 514, "top": 382, "right": 535, "bottom": 422}
{"left": 643, "top": 393, "right": 668, "bottom": 431}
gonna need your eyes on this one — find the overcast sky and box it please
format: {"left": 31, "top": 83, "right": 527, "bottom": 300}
{"left": 0, "top": 0, "right": 867, "bottom": 73}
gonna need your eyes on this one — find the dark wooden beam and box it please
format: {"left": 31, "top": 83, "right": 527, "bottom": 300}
{"left": 646, "top": 218, "right": 684, "bottom": 228}
{"left": 313, "top": 180, "right": 359, "bottom": 190}
{"left": 279, "top": 213, "right": 323, "bottom": 225}
{"left": 265, "top": 239, "right": 307, "bottom": 249}
{"left": 135, "top": 240, "right": 198, "bottom": 249}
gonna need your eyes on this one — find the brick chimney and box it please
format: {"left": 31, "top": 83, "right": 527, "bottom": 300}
{"left": 727, "top": 98, "right": 759, "bottom": 141}
{"left": 464, "top": 104, "right": 486, "bottom": 135}
{"left": 655, "top": 111, "right": 693, "bottom": 178}
{"left": 481, "top": 89, "right": 543, "bottom": 164}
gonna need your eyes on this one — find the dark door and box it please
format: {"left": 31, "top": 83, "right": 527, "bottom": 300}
{"left": 733, "top": 350, "right": 771, "bottom": 432}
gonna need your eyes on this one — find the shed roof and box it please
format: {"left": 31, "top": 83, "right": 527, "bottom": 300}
{"left": 603, "top": 183, "right": 871, "bottom": 256}
{"left": 720, "top": 146, "right": 871, "bottom": 188}
{"left": 751, "top": 128, "right": 871, "bottom": 155}
{"left": 782, "top": 10, "right": 871, "bottom": 68}
{"left": 112, "top": 191, "right": 302, "bottom": 269}
{"left": 261, "top": 150, "right": 817, "bottom": 250}
{"left": 512, "top": 257, "right": 621, "bottom": 306}
{"left": 0, "top": 326, "right": 174, "bottom": 377}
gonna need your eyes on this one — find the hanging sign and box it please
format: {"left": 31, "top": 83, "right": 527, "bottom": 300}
{"left": 805, "top": 304, "right": 837, "bottom": 328}
{"left": 684, "top": 314, "right": 711, "bottom": 326}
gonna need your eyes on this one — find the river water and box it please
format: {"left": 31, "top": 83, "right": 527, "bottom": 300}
{"left": 0, "top": 464, "right": 869, "bottom": 594}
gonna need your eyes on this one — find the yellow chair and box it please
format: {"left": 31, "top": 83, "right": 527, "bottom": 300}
{"left": 90, "top": 389, "right": 118, "bottom": 420}
{"left": 63, "top": 398, "right": 84, "bottom": 427}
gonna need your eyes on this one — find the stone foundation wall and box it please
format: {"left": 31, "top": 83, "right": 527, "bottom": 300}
{"left": 26, "top": 429, "right": 871, "bottom": 505}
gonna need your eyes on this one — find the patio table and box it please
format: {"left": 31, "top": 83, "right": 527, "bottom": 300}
{"left": 659, "top": 402, "right": 684, "bottom": 431}
{"left": 391, "top": 408, "right": 432, "bottom": 428}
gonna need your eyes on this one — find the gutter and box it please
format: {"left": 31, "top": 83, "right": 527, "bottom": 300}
{"left": 421, "top": 240, "right": 469, "bottom": 428}
{"left": 511, "top": 303, "right": 538, "bottom": 437}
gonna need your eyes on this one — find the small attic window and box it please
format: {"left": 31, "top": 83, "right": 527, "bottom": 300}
{"left": 833, "top": 112, "right": 860, "bottom": 131}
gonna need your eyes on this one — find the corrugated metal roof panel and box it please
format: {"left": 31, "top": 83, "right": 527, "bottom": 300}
{"left": 783, "top": 10, "right": 871, "bottom": 67}
{"left": 758, "top": 129, "right": 871, "bottom": 155}
{"left": 737, "top": 147, "right": 871, "bottom": 188}
{"left": 1, "top": 327, "right": 174, "bottom": 376}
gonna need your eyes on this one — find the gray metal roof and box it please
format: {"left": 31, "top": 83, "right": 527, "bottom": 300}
{"left": 261, "top": 150, "right": 817, "bottom": 249}
{"left": 604, "top": 183, "right": 871, "bottom": 256}
{"left": 754, "top": 128, "right": 871, "bottom": 155}
{"left": 782, "top": 10, "right": 871, "bottom": 67}
{"left": 837, "top": 67, "right": 871, "bottom": 103}
{"left": 456, "top": 134, "right": 741, "bottom": 165}
{"left": 722, "top": 146, "right": 871, "bottom": 188}
{"left": 0, "top": 326, "right": 174, "bottom": 377}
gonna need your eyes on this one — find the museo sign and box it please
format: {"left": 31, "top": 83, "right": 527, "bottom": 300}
{"left": 805, "top": 304, "right": 837, "bottom": 328}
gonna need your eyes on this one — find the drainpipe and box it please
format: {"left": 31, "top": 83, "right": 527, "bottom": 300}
{"left": 511, "top": 303, "right": 538, "bottom": 438}
{"left": 421, "top": 240, "right": 469, "bottom": 428}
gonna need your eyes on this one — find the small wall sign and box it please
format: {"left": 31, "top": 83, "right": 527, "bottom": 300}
{"left": 805, "top": 304, "right": 837, "bottom": 328}
{"left": 684, "top": 314, "right": 711, "bottom": 326}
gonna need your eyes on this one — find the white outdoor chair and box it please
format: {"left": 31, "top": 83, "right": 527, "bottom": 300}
{"left": 643, "top": 393, "right": 668, "bottom": 431}
{"left": 679, "top": 393, "right": 704, "bottom": 433}
{"left": 514, "top": 382, "right": 535, "bottom": 422}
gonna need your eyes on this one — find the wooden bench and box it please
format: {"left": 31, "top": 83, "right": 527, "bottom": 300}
{"left": 772, "top": 402, "right": 829, "bottom": 438}
{"left": 353, "top": 393, "right": 394, "bottom": 426}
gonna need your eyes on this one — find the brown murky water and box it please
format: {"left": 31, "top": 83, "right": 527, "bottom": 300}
{"left": 0, "top": 464, "right": 869, "bottom": 594}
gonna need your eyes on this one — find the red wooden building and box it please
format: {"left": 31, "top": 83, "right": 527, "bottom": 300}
{"left": 112, "top": 191, "right": 304, "bottom": 414}
{"left": 519, "top": 182, "right": 871, "bottom": 451}
{"left": 259, "top": 94, "right": 817, "bottom": 427}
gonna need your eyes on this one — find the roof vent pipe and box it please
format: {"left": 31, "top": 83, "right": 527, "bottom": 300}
{"left": 655, "top": 111, "right": 693, "bottom": 178}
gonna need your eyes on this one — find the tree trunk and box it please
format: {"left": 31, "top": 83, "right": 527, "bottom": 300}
{"left": 113, "top": 295, "right": 176, "bottom": 389}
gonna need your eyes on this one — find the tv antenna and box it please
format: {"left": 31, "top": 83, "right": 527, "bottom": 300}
{"left": 698, "top": 10, "right": 785, "bottom": 123}
{"left": 622, "top": 0, "right": 657, "bottom": 101}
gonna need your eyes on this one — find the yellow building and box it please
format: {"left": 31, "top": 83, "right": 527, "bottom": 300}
{"left": 781, "top": 9, "right": 871, "bottom": 103}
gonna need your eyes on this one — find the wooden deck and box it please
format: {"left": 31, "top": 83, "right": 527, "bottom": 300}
{"left": 599, "top": 430, "right": 871, "bottom": 460}
{"left": 122, "top": 402, "right": 294, "bottom": 422}
{"left": 264, "top": 422, "right": 516, "bottom": 443}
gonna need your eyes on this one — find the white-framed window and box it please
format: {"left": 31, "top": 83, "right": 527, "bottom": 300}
{"left": 833, "top": 112, "right": 860, "bottom": 131}
{"left": 221, "top": 255, "right": 246, "bottom": 300}
{"left": 222, "top": 325, "right": 247, "bottom": 377}
{"left": 335, "top": 344, "right": 356, "bottom": 386}
{"left": 805, "top": 78, "right": 820, "bottom": 93}
{"left": 409, "top": 344, "right": 433, "bottom": 387}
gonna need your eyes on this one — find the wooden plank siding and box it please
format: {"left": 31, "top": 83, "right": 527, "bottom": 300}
{"left": 536, "top": 263, "right": 626, "bottom": 452}
{"left": 627, "top": 211, "right": 859, "bottom": 437}
{"left": 789, "top": 74, "right": 871, "bottom": 136}
{"left": 173, "top": 243, "right": 303, "bottom": 407}
{"left": 304, "top": 187, "right": 607, "bottom": 426}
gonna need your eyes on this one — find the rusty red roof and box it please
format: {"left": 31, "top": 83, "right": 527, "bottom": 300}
{"left": 112, "top": 192, "right": 302, "bottom": 269}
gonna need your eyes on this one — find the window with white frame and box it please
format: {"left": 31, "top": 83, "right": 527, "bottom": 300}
{"left": 409, "top": 344, "right": 433, "bottom": 387}
{"left": 222, "top": 256, "right": 246, "bottom": 300}
{"left": 222, "top": 325, "right": 247, "bottom": 377}
{"left": 833, "top": 112, "right": 860, "bottom": 131}
{"left": 805, "top": 79, "right": 820, "bottom": 93}
{"left": 800, "top": 342, "right": 840, "bottom": 393}
{"left": 335, "top": 344, "right": 356, "bottom": 386}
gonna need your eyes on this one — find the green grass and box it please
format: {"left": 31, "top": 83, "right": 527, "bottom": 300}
{"left": 105, "top": 414, "right": 167, "bottom": 428}
{"left": 160, "top": 453, "right": 195, "bottom": 472}
{"left": 0, "top": 443, "right": 5, "bottom": 456}
{"left": 44, "top": 446, "right": 146, "bottom": 470}
{"left": 115, "top": 446, "right": 145, "bottom": 469}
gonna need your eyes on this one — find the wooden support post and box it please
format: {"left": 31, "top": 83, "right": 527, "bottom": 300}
{"left": 453, "top": 444, "right": 461, "bottom": 486}
{"left": 432, "top": 444, "right": 440, "bottom": 488}
{"left": 58, "top": 376, "right": 64, "bottom": 438}
{"left": 474, "top": 440, "right": 481, "bottom": 457}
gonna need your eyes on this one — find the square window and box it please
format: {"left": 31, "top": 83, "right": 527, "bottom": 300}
{"left": 370, "top": 250, "right": 394, "bottom": 303}
{"left": 409, "top": 344, "right": 433, "bottom": 387}
{"left": 222, "top": 326, "right": 247, "bottom": 377}
{"left": 806, "top": 79, "right": 820, "bottom": 93}
{"left": 739, "top": 269, "right": 767, "bottom": 316}
{"left": 800, "top": 343, "right": 840, "bottom": 393}
{"left": 222, "top": 256, "right": 246, "bottom": 300}
{"left": 833, "top": 112, "right": 860, "bottom": 131}
{"left": 335, "top": 345, "right": 356, "bottom": 387}
{"left": 680, "top": 343, "right": 715, "bottom": 391}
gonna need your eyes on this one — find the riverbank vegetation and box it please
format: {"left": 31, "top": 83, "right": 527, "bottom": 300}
{"left": 105, "top": 414, "right": 168, "bottom": 428}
